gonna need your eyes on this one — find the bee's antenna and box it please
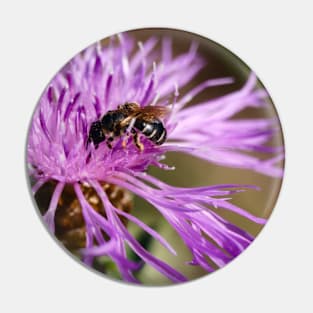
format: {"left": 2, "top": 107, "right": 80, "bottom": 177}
{"left": 85, "top": 136, "right": 91, "bottom": 149}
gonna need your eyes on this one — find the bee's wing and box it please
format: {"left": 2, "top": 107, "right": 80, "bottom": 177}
{"left": 140, "top": 106, "right": 170, "bottom": 120}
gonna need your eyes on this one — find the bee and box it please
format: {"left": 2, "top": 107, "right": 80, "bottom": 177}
{"left": 87, "top": 102, "right": 168, "bottom": 151}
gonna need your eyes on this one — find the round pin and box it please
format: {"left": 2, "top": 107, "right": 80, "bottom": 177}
{"left": 26, "top": 28, "right": 284, "bottom": 286}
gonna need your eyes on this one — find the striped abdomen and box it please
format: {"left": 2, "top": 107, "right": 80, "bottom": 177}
{"left": 134, "top": 118, "right": 167, "bottom": 145}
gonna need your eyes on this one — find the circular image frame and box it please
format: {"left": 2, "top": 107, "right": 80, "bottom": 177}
{"left": 26, "top": 27, "right": 285, "bottom": 286}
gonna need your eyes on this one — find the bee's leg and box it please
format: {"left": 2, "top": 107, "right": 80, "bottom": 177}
{"left": 122, "top": 130, "right": 131, "bottom": 149}
{"left": 106, "top": 135, "right": 114, "bottom": 149}
{"left": 122, "top": 121, "right": 135, "bottom": 149}
{"left": 133, "top": 131, "right": 144, "bottom": 152}
{"left": 122, "top": 137, "right": 129, "bottom": 149}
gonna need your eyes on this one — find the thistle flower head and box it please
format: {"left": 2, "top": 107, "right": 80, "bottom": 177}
{"left": 27, "top": 33, "right": 284, "bottom": 284}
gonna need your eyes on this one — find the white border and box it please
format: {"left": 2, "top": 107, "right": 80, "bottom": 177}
{"left": 0, "top": 1, "right": 311, "bottom": 312}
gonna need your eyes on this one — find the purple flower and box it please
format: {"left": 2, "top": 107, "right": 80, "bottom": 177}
{"left": 27, "top": 33, "right": 284, "bottom": 284}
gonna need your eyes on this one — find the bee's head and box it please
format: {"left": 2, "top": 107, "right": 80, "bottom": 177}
{"left": 87, "top": 121, "right": 105, "bottom": 148}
